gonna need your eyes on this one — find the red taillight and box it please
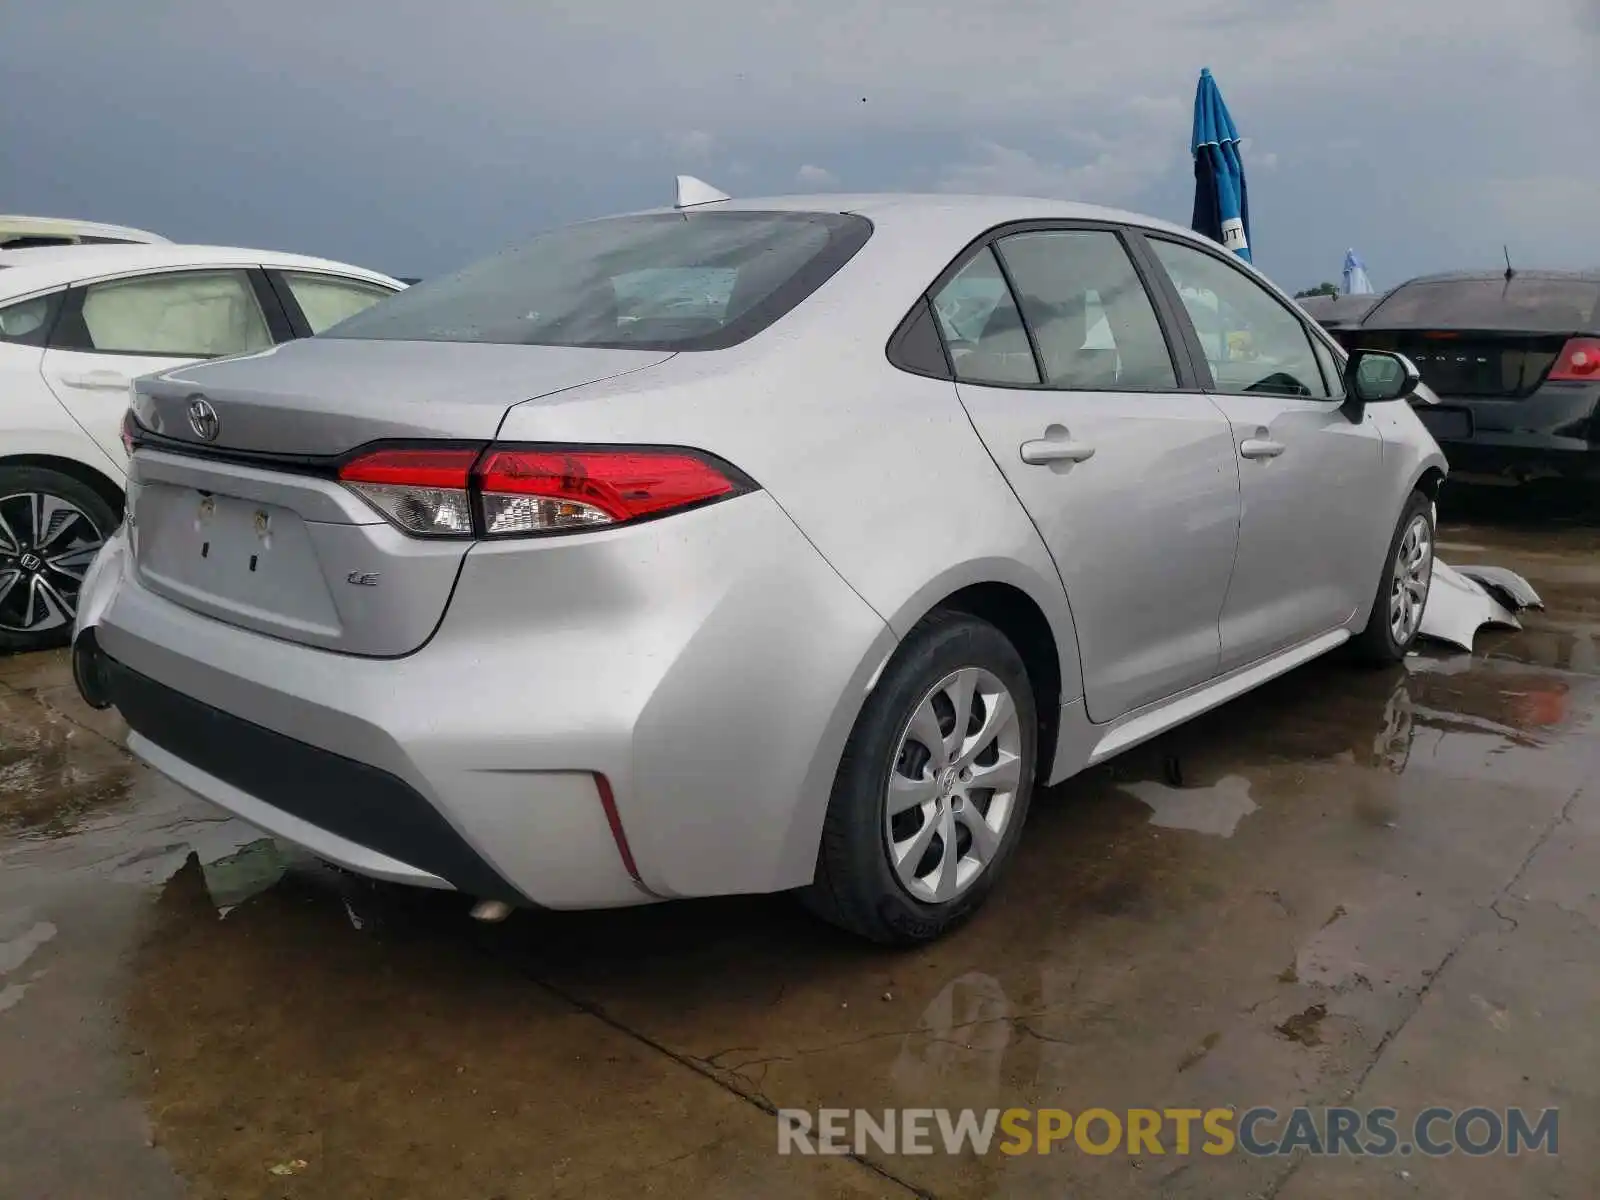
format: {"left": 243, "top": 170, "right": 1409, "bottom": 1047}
{"left": 335, "top": 443, "right": 749, "bottom": 539}
{"left": 120, "top": 410, "right": 137, "bottom": 457}
{"left": 337, "top": 447, "right": 477, "bottom": 489}
{"left": 1549, "top": 337, "right": 1600, "bottom": 382}
{"left": 477, "top": 448, "right": 738, "bottom": 536}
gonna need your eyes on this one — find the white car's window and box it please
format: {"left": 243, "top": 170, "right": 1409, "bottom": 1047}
{"left": 1149, "top": 239, "right": 1330, "bottom": 398}
{"left": 994, "top": 230, "right": 1177, "bottom": 391}
{"left": 75, "top": 269, "right": 273, "bottom": 357}
{"left": 281, "top": 271, "right": 394, "bottom": 334}
{"left": 930, "top": 247, "right": 1039, "bottom": 386}
{"left": 0, "top": 293, "right": 58, "bottom": 344}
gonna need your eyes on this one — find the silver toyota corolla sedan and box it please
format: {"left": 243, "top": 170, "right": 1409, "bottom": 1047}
{"left": 71, "top": 188, "right": 1445, "bottom": 944}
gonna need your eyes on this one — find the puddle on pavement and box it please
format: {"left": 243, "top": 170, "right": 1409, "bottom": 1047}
{"left": 0, "top": 689, "right": 137, "bottom": 838}
{"left": 1077, "top": 645, "right": 1594, "bottom": 860}
{"left": 1118, "top": 774, "right": 1258, "bottom": 837}
{"left": 1487, "top": 625, "right": 1600, "bottom": 674}
{"left": 0, "top": 915, "right": 58, "bottom": 1014}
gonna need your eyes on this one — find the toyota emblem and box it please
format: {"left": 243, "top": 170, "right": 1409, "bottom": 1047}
{"left": 187, "top": 397, "right": 220, "bottom": 442}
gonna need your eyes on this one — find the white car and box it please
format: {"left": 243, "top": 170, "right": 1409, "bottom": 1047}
{"left": 0, "top": 243, "right": 404, "bottom": 652}
{"left": 0, "top": 214, "right": 170, "bottom": 250}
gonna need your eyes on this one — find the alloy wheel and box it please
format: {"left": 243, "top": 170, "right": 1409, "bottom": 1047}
{"left": 1388, "top": 513, "right": 1433, "bottom": 645}
{"left": 884, "top": 667, "right": 1024, "bottom": 904}
{"left": 0, "top": 492, "right": 105, "bottom": 635}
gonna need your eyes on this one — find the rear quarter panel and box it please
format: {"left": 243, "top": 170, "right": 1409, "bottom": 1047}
{"left": 491, "top": 213, "right": 1087, "bottom": 709}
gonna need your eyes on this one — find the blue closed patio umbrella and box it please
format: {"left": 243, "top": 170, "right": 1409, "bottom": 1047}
{"left": 1190, "top": 67, "right": 1251, "bottom": 262}
{"left": 1342, "top": 248, "right": 1374, "bottom": 295}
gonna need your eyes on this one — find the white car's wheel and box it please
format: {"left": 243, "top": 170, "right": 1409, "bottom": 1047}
{"left": 0, "top": 467, "right": 117, "bottom": 654}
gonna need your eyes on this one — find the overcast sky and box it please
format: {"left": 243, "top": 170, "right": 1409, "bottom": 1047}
{"left": 5, "top": 0, "right": 1597, "bottom": 291}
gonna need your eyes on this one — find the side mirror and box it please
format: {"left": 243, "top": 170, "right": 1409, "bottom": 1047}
{"left": 1345, "top": 349, "right": 1421, "bottom": 405}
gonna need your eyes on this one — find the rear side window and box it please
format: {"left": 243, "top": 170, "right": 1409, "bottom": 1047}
{"left": 0, "top": 291, "right": 62, "bottom": 346}
{"left": 1365, "top": 277, "right": 1600, "bottom": 332}
{"left": 61, "top": 269, "right": 274, "bottom": 358}
{"left": 322, "top": 211, "right": 873, "bottom": 351}
{"left": 280, "top": 271, "right": 394, "bottom": 334}
{"left": 931, "top": 247, "right": 1039, "bottom": 385}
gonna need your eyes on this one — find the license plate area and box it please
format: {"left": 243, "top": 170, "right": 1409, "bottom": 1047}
{"left": 1417, "top": 405, "right": 1474, "bottom": 441}
{"left": 133, "top": 484, "right": 342, "bottom": 637}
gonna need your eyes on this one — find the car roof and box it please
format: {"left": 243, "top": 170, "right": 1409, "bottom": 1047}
{"left": 1359, "top": 269, "right": 1600, "bottom": 332}
{"left": 1398, "top": 268, "right": 1600, "bottom": 285}
{"left": 0, "top": 243, "right": 402, "bottom": 300}
{"left": 1297, "top": 292, "right": 1384, "bottom": 325}
{"left": 0, "top": 214, "right": 169, "bottom": 246}
{"left": 613, "top": 191, "right": 1301, "bottom": 309}
{"left": 625, "top": 191, "right": 1211, "bottom": 242}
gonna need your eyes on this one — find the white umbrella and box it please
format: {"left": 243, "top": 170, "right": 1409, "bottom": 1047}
{"left": 1342, "top": 248, "right": 1374, "bottom": 295}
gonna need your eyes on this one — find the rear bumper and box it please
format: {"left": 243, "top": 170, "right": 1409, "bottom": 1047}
{"left": 1435, "top": 436, "right": 1600, "bottom": 484}
{"left": 100, "top": 648, "right": 523, "bottom": 900}
{"left": 1424, "top": 383, "right": 1600, "bottom": 483}
{"left": 76, "top": 491, "right": 895, "bottom": 908}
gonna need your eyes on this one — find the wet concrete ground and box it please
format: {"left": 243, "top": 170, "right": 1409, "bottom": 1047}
{"left": 2, "top": 503, "right": 1597, "bottom": 1199}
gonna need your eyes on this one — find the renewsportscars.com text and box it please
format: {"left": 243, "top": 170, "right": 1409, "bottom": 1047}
{"left": 777, "top": 1106, "right": 1559, "bottom": 1158}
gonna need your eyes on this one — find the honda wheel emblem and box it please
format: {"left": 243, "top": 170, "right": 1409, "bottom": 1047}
{"left": 187, "top": 397, "right": 220, "bottom": 442}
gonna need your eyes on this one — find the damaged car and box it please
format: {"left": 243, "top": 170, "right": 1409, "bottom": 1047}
{"left": 71, "top": 185, "right": 1446, "bottom": 945}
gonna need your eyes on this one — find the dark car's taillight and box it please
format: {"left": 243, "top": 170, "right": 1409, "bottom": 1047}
{"left": 336, "top": 444, "right": 755, "bottom": 539}
{"left": 1548, "top": 338, "right": 1600, "bottom": 382}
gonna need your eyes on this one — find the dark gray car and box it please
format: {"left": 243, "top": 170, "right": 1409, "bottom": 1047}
{"left": 1330, "top": 270, "right": 1600, "bottom": 485}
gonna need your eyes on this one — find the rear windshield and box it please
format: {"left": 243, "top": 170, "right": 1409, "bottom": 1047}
{"left": 1364, "top": 277, "right": 1600, "bottom": 333}
{"left": 323, "top": 210, "right": 872, "bottom": 351}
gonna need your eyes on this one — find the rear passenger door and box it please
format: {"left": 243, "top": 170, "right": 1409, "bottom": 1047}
{"left": 1140, "top": 235, "right": 1385, "bottom": 669}
{"left": 40, "top": 267, "right": 287, "bottom": 470}
{"left": 935, "top": 224, "right": 1243, "bottom": 724}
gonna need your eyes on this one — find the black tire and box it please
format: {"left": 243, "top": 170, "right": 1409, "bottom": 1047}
{"left": 0, "top": 466, "right": 119, "bottom": 655}
{"left": 802, "top": 610, "right": 1038, "bottom": 945}
{"left": 1350, "top": 489, "right": 1434, "bottom": 666}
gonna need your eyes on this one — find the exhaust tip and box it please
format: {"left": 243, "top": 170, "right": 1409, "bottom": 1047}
{"left": 469, "top": 899, "right": 514, "bottom": 923}
{"left": 72, "top": 630, "right": 114, "bottom": 711}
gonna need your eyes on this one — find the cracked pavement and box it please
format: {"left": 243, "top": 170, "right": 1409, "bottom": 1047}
{"left": 1, "top": 509, "right": 1597, "bottom": 1199}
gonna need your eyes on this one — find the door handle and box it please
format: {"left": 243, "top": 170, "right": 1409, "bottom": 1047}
{"left": 1020, "top": 433, "right": 1096, "bottom": 466}
{"left": 58, "top": 370, "right": 132, "bottom": 391}
{"left": 1239, "top": 438, "right": 1285, "bottom": 460}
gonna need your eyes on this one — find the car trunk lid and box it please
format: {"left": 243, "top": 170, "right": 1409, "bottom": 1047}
{"left": 1350, "top": 274, "right": 1600, "bottom": 405}
{"left": 1352, "top": 329, "right": 1572, "bottom": 400}
{"left": 126, "top": 338, "right": 674, "bottom": 656}
{"left": 133, "top": 336, "right": 674, "bottom": 457}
